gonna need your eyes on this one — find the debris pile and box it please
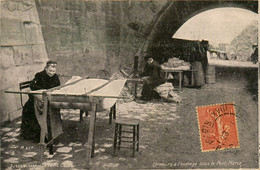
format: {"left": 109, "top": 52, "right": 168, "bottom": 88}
{"left": 162, "top": 57, "right": 190, "bottom": 70}
{"left": 155, "top": 82, "right": 181, "bottom": 103}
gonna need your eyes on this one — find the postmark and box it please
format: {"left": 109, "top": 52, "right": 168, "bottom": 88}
{"left": 196, "top": 103, "right": 239, "bottom": 152}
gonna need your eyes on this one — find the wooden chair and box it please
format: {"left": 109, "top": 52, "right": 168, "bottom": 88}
{"left": 19, "top": 80, "right": 33, "bottom": 108}
{"left": 113, "top": 119, "right": 140, "bottom": 157}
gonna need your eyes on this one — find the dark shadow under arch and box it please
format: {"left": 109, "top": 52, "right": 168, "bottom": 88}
{"left": 138, "top": 0, "right": 258, "bottom": 64}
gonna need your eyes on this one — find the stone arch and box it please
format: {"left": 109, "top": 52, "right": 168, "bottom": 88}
{"left": 139, "top": 0, "right": 258, "bottom": 63}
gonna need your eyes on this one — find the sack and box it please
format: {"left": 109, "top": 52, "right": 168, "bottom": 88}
{"left": 155, "top": 83, "right": 181, "bottom": 103}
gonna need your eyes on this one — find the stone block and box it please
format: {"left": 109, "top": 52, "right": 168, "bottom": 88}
{"left": 1, "top": 18, "right": 24, "bottom": 33}
{"left": 0, "top": 32, "right": 27, "bottom": 46}
{"left": 9, "top": 109, "right": 22, "bottom": 122}
{"left": 94, "top": 30, "right": 106, "bottom": 44}
{"left": 13, "top": 45, "right": 33, "bottom": 66}
{"left": 32, "top": 63, "right": 46, "bottom": 74}
{"left": 0, "top": 88, "right": 19, "bottom": 116}
{"left": 86, "top": 12, "right": 98, "bottom": 28}
{"left": 38, "top": 0, "right": 57, "bottom": 8}
{"left": 0, "top": 65, "right": 38, "bottom": 90}
{"left": 37, "top": 8, "right": 50, "bottom": 25}
{"left": 0, "top": 111, "right": 9, "bottom": 123}
{"left": 105, "top": 28, "right": 120, "bottom": 37}
{"left": 83, "top": 58, "right": 106, "bottom": 72}
{"left": 24, "top": 23, "right": 44, "bottom": 44}
{"left": 55, "top": 0, "right": 67, "bottom": 10}
{"left": 32, "top": 44, "right": 48, "bottom": 63}
{"left": 67, "top": 0, "right": 84, "bottom": 11}
{"left": 85, "top": 1, "right": 97, "bottom": 12}
{"left": 55, "top": 10, "right": 70, "bottom": 24}
{"left": 106, "top": 44, "right": 120, "bottom": 54}
{"left": 0, "top": 0, "right": 35, "bottom": 22}
{"left": 86, "top": 30, "right": 99, "bottom": 44}
{"left": 105, "top": 19, "right": 120, "bottom": 30}
{"left": 41, "top": 25, "right": 59, "bottom": 44}
{"left": 0, "top": 47, "right": 15, "bottom": 68}
{"left": 28, "top": 0, "right": 41, "bottom": 24}
{"left": 86, "top": 45, "right": 106, "bottom": 59}
{"left": 105, "top": 35, "right": 120, "bottom": 44}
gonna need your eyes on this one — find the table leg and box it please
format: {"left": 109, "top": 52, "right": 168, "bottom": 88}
{"left": 109, "top": 107, "right": 113, "bottom": 124}
{"left": 38, "top": 93, "right": 48, "bottom": 161}
{"left": 80, "top": 110, "right": 84, "bottom": 122}
{"left": 40, "top": 94, "right": 48, "bottom": 144}
{"left": 113, "top": 104, "right": 116, "bottom": 120}
{"left": 47, "top": 111, "right": 53, "bottom": 155}
{"left": 85, "top": 103, "right": 97, "bottom": 169}
{"left": 113, "top": 123, "right": 118, "bottom": 155}
{"left": 179, "top": 72, "right": 182, "bottom": 91}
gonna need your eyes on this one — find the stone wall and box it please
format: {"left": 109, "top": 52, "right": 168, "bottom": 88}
{"left": 0, "top": 0, "right": 48, "bottom": 123}
{"left": 35, "top": 0, "right": 168, "bottom": 77}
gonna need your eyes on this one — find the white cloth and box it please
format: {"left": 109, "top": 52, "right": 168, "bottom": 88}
{"left": 53, "top": 78, "right": 126, "bottom": 110}
{"left": 155, "top": 82, "right": 181, "bottom": 103}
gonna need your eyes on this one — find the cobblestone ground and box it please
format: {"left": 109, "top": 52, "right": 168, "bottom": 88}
{"left": 1, "top": 68, "right": 259, "bottom": 169}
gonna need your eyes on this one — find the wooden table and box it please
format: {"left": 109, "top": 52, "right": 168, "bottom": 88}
{"left": 5, "top": 77, "right": 126, "bottom": 168}
{"left": 162, "top": 69, "right": 183, "bottom": 91}
{"left": 161, "top": 66, "right": 196, "bottom": 91}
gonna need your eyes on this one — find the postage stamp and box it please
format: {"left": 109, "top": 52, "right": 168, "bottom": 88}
{"left": 196, "top": 103, "right": 239, "bottom": 152}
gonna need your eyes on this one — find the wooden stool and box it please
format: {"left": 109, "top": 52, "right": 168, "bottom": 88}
{"left": 113, "top": 119, "right": 139, "bottom": 157}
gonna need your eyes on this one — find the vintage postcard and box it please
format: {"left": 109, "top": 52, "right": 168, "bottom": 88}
{"left": 0, "top": 0, "right": 259, "bottom": 169}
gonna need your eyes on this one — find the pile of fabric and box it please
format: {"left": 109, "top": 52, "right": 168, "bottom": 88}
{"left": 155, "top": 82, "right": 181, "bottom": 103}
{"left": 162, "top": 57, "right": 191, "bottom": 70}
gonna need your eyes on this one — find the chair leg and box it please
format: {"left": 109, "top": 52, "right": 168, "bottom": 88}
{"left": 113, "top": 104, "right": 116, "bottom": 120}
{"left": 118, "top": 125, "right": 122, "bottom": 150}
{"left": 109, "top": 107, "right": 113, "bottom": 124}
{"left": 132, "top": 125, "right": 136, "bottom": 157}
{"left": 47, "top": 113, "right": 53, "bottom": 155}
{"left": 80, "top": 110, "right": 83, "bottom": 122}
{"left": 113, "top": 123, "right": 118, "bottom": 155}
{"left": 137, "top": 124, "right": 139, "bottom": 151}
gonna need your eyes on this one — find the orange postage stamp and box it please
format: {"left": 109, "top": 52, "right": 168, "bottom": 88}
{"left": 196, "top": 103, "right": 239, "bottom": 152}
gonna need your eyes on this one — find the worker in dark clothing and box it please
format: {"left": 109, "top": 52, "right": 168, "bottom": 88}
{"left": 20, "top": 61, "right": 60, "bottom": 142}
{"left": 251, "top": 44, "right": 258, "bottom": 64}
{"left": 139, "top": 55, "right": 165, "bottom": 101}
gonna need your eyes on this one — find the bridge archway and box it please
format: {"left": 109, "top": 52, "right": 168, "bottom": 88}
{"left": 139, "top": 0, "right": 258, "bottom": 63}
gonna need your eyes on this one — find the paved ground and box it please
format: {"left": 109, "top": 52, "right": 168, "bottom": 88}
{"left": 1, "top": 67, "right": 259, "bottom": 169}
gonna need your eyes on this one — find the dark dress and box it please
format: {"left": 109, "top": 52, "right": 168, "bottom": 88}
{"left": 140, "top": 61, "right": 165, "bottom": 101}
{"left": 251, "top": 48, "right": 258, "bottom": 64}
{"left": 20, "top": 70, "right": 60, "bottom": 142}
{"left": 190, "top": 45, "right": 206, "bottom": 87}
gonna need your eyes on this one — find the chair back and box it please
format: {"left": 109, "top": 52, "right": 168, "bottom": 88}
{"left": 19, "top": 80, "right": 33, "bottom": 108}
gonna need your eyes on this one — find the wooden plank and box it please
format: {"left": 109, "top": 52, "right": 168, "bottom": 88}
{"left": 85, "top": 103, "right": 97, "bottom": 169}
{"left": 5, "top": 90, "right": 45, "bottom": 95}
{"left": 47, "top": 75, "right": 90, "bottom": 92}
{"left": 126, "top": 78, "right": 144, "bottom": 84}
{"left": 5, "top": 90, "right": 126, "bottom": 99}
{"left": 40, "top": 92, "right": 48, "bottom": 144}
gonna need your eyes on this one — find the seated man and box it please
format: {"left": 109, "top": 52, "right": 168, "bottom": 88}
{"left": 20, "top": 61, "right": 60, "bottom": 142}
{"left": 139, "top": 55, "right": 165, "bottom": 101}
